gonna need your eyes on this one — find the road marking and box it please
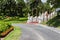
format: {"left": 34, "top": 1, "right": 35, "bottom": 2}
{"left": 33, "top": 29, "right": 45, "bottom": 40}
{"left": 12, "top": 24, "right": 45, "bottom": 40}
{"left": 24, "top": 26, "right": 45, "bottom": 40}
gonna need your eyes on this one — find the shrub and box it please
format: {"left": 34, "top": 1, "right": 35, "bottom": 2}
{"left": 0, "top": 16, "right": 5, "bottom": 20}
{"left": 4, "top": 17, "right": 19, "bottom": 21}
{"left": 0, "top": 22, "right": 11, "bottom": 33}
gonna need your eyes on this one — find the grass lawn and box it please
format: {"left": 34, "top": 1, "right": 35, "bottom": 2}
{"left": 10, "top": 17, "right": 27, "bottom": 23}
{"left": 0, "top": 17, "right": 28, "bottom": 23}
{"left": 41, "top": 21, "right": 47, "bottom": 25}
{"left": 57, "top": 26, "right": 60, "bottom": 29}
{"left": 4, "top": 27, "right": 21, "bottom": 40}
{"left": 5, "top": 21, "right": 27, "bottom": 24}
{"left": 0, "top": 17, "right": 26, "bottom": 40}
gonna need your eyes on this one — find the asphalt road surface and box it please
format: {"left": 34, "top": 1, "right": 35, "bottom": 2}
{"left": 12, "top": 24, "right": 60, "bottom": 40}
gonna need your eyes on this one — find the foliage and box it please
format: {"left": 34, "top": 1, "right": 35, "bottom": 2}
{"left": 3, "top": 17, "right": 28, "bottom": 21}
{"left": 47, "top": 0, "right": 60, "bottom": 8}
{"left": 0, "top": 17, "right": 27, "bottom": 24}
{"left": 0, "top": 22, "right": 11, "bottom": 34}
{"left": 46, "top": 15, "right": 60, "bottom": 27}
{"left": 0, "top": 0, "right": 59, "bottom": 17}
{"left": 0, "top": 0, "right": 25, "bottom": 17}
{"left": 0, "top": 16, "right": 5, "bottom": 20}
{"left": 4, "top": 27, "right": 21, "bottom": 40}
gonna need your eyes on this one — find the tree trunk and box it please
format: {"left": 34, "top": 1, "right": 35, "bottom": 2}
{"left": 57, "top": 13, "right": 59, "bottom": 16}
{"left": 20, "top": 8, "right": 23, "bottom": 17}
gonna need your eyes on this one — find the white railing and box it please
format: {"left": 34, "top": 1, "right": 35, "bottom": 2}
{"left": 27, "top": 11, "right": 57, "bottom": 23}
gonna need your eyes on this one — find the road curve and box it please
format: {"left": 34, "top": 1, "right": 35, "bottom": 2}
{"left": 12, "top": 24, "right": 60, "bottom": 40}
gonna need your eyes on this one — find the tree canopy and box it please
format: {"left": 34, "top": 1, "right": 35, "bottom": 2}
{"left": 0, "top": 0, "right": 59, "bottom": 17}
{"left": 47, "top": 0, "right": 60, "bottom": 8}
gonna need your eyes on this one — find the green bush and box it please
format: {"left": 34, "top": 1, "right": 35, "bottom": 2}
{"left": 4, "top": 17, "right": 19, "bottom": 21}
{"left": 0, "top": 22, "right": 11, "bottom": 33}
{"left": 0, "top": 16, "right": 5, "bottom": 20}
{"left": 46, "top": 16, "right": 60, "bottom": 27}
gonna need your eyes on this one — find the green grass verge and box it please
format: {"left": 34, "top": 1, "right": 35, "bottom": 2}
{"left": 57, "top": 26, "right": 60, "bottom": 29}
{"left": 4, "top": 17, "right": 28, "bottom": 21}
{"left": 0, "top": 17, "right": 28, "bottom": 23}
{"left": 4, "top": 27, "right": 21, "bottom": 40}
{"left": 5, "top": 21, "right": 27, "bottom": 24}
{"left": 41, "top": 21, "right": 47, "bottom": 25}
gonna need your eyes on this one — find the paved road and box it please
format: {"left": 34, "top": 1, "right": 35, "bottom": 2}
{"left": 12, "top": 24, "right": 60, "bottom": 40}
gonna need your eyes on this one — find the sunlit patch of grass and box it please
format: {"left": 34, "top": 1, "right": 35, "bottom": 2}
{"left": 57, "top": 26, "right": 60, "bottom": 29}
{"left": 41, "top": 21, "right": 47, "bottom": 25}
{"left": 0, "top": 17, "right": 28, "bottom": 24}
{"left": 4, "top": 27, "right": 21, "bottom": 40}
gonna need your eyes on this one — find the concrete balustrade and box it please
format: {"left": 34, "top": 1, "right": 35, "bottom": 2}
{"left": 27, "top": 11, "right": 57, "bottom": 23}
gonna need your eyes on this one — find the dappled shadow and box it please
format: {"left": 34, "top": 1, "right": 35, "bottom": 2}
{"left": 46, "top": 15, "right": 60, "bottom": 27}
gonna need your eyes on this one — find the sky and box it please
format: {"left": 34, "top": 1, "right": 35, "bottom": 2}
{"left": 41, "top": 0, "right": 47, "bottom": 3}
{"left": 56, "top": 8, "right": 60, "bottom": 11}
{"left": 24, "top": 0, "right": 47, "bottom": 3}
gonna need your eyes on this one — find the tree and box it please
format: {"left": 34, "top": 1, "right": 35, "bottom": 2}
{"left": 47, "top": 0, "right": 60, "bottom": 8}
{"left": 0, "top": 0, "right": 16, "bottom": 16}
{"left": 0, "top": 0, "right": 26, "bottom": 17}
{"left": 16, "top": 0, "right": 25, "bottom": 17}
{"left": 30, "top": 0, "right": 42, "bottom": 16}
{"left": 47, "top": 0, "right": 60, "bottom": 16}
